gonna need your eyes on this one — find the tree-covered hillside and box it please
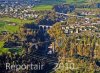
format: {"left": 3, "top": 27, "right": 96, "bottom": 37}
{"left": 38, "top": 0, "right": 66, "bottom": 5}
{"left": 39, "top": 0, "right": 100, "bottom": 5}
{"left": 66, "top": 0, "right": 100, "bottom": 4}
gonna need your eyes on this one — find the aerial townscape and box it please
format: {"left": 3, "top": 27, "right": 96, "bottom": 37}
{"left": 0, "top": 0, "right": 100, "bottom": 73}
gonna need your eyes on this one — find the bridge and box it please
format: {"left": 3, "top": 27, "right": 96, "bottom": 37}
{"left": 38, "top": 25, "right": 52, "bottom": 30}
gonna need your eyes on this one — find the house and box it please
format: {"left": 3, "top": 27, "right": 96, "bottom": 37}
{"left": 61, "top": 26, "right": 65, "bottom": 30}
{"left": 97, "top": 21, "right": 100, "bottom": 24}
{"left": 8, "top": 23, "right": 17, "bottom": 26}
{"left": 48, "top": 43, "right": 55, "bottom": 54}
{"left": 64, "top": 29, "right": 69, "bottom": 34}
{"left": 70, "top": 29, "right": 74, "bottom": 34}
{"left": 75, "top": 28, "right": 79, "bottom": 33}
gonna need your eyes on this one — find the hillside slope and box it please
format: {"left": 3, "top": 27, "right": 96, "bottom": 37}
{"left": 66, "top": 0, "right": 100, "bottom": 4}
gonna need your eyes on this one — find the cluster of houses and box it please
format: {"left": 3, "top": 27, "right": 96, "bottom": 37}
{"left": 0, "top": 6, "right": 39, "bottom": 20}
{"left": 0, "top": 2, "right": 41, "bottom": 20}
{"left": 61, "top": 25, "right": 79, "bottom": 34}
{"left": 61, "top": 17, "right": 100, "bottom": 34}
{"left": 61, "top": 24, "right": 96, "bottom": 34}
{"left": 81, "top": 11, "right": 95, "bottom": 16}
{"left": 76, "top": 9, "right": 97, "bottom": 16}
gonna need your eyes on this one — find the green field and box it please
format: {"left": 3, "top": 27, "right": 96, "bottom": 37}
{"left": 0, "top": 17, "right": 33, "bottom": 33}
{"left": 66, "top": 0, "right": 86, "bottom": 4}
{"left": 0, "top": 41, "right": 9, "bottom": 55}
{"left": 0, "top": 21, "right": 6, "bottom": 27}
{"left": 0, "top": 17, "right": 33, "bottom": 24}
{"left": 0, "top": 22, "right": 18, "bottom": 33}
{"left": 33, "top": 5, "right": 53, "bottom": 11}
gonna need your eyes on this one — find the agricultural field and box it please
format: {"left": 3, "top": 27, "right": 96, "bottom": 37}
{"left": 0, "top": 17, "right": 33, "bottom": 33}
{"left": 0, "top": 17, "right": 33, "bottom": 24}
{"left": 33, "top": 5, "right": 53, "bottom": 11}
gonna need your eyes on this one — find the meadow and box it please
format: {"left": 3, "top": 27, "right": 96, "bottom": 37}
{"left": 0, "top": 17, "right": 33, "bottom": 33}
{"left": 33, "top": 5, "right": 53, "bottom": 11}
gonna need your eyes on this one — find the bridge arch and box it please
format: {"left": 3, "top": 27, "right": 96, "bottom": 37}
{"left": 39, "top": 25, "right": 52, "bottom": 30}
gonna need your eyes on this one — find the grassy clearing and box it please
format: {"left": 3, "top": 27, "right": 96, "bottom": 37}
{"left": 0, "top": 21, "right": 19, "bottom": 33}
{"left": 0, "top": 17, "right": 33, "bottom": 25}
{"left": 66, "top": 0, "right": 85, "bottom": 4}
{"left": 4, "top": 25, "right": 19, "bottom": 33}
{"left": 0, "top": 48, "right": 9, "bottom": 55}
{"left": 0, "top": 41, "right": 4, "bottom": 48}
{"left": 0, "top": 42, "right": 8, "bottom": 55}
{"left": 0, "top": 21, "right": 6, "bottom": 27}
{"left": 33, "top": 5, "right": 53, "bottom": 11}
{"left": 0, "top": 17, "right": 33, "bottom": 33}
